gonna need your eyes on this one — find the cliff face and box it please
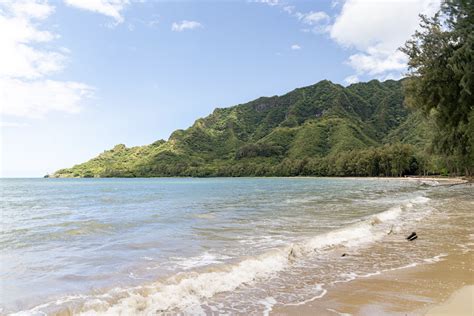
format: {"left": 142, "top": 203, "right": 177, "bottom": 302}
{"left": 53, "top": 79, "right": 429, "bottom": 178}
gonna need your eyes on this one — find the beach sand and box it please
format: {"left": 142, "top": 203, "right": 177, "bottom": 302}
{"left": 272, "top": 181, "right": 473, "bottom": 316}
{"left": 426, "top": 285, "right": 474, "bottom": 316}
{"left": 272, "top": 251, "right": 473, "bottom": 315}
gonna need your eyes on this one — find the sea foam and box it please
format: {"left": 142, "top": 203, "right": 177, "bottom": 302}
{"left": 13, "top": 195, "right": 432, "bottom": 315}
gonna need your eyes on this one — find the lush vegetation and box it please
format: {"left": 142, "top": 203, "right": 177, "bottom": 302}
{"left": 51, "top": 2, "right": 473, "bottom": 178}
{"left": 53, "top": 77, "right": 456, "bottom": 178}
{"left": 401, "top": 0, "right": 473, "bottom": 176}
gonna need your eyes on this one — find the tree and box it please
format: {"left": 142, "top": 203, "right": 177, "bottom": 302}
{"left": 401, "top": 0, "right": 473, "bottom": 176}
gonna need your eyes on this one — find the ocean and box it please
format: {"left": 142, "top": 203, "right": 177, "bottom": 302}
{"left": 1, "top": 178, "right": 472, "bottom": 315}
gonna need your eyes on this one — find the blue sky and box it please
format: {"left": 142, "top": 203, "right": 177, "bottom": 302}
{"left": 0, "top": 0, "right": 440, "bottom": 177}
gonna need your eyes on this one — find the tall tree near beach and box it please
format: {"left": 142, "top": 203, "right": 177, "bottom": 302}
{"left": 401, "top": 0, "right": 473, "bottom": 176}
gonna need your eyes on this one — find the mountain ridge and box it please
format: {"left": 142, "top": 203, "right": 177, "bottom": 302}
{"left": 52, "top": 78, "right": 433, "bottom": 178}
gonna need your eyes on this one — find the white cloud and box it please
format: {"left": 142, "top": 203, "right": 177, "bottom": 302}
{"left": 147, "top": 18, "right": 159, "bottom": 27}
{"left": 171, "top": 20, "right": 202, "bottom": 32}
{"left": 295, "top": 10, "right": 331, "bottom": 33}
{"left": 251, "top": 1, "right": 330, "bottom": 34}
{"left": 0, "top": 4, "right": 62, "bottom": 79}
{"left": 64, "top": 0, "right": 130, "bottom": 24}
{"left": 251, "top": 0, "right": 280, "bottom": 6}
{"left": 330, "top": 0, "right": 441, "bottom": 79}
{"left": 9, "top": 0, "right": 55, "bottom": 19}
{"left": 0, "top": 0, "right": 93, "bottom": 120}
{"left": 346, "top": 48, "right": 407, "bottom": 76}
{"left": 283, "top": 6, "right": 294, "bottom": 14}
{"left": 344, "top": 74, "right": 359, "bottom": 85}
{"left": 254, "top": 0, "right": 440, "bottom": 81}
{"left": 0, "top": 78, "right": 93, "bottom": 119}
{"left": 291, "top": 44, "right": 301, "bottom": 50}
{"left": 297, "top": 11, "right": 330, "bottom": 26}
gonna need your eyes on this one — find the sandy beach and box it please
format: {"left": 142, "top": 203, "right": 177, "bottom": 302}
{"left": 426, "top": 285, "right": 474, "bottom": 316}
{"left": 272, "top": 180, "right": 473, "bottom": 316}
{"left": 3, "top": 178, "right": 472, "bottom": 314}
{"left": 273, "top": 251, "right": 473, "bottom": 315}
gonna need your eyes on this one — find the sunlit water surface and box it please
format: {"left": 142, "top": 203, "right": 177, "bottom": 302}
{"left": 1, "top": 178, "right": 472, "bottom": 315}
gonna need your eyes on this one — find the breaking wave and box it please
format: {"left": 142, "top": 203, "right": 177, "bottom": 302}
{"left": 13, "top": 195, "right": 432, "bottom": 315}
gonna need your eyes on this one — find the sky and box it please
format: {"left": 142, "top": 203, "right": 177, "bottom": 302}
{"left": 0, "top": 0, "right": 441, "bottom": 177}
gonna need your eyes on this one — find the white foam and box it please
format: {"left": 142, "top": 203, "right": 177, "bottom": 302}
{"left": 171, "top": 252, "right": 232, "bottom": 270}
{"left": 107, "top": 196, "right": 416, "bottom": 314}
{"left": 259, "top": 296, "right": 277, "bottom": 316}
{"left": 15, "top": 195, "right": 434, "bottom": 315}
{"left": 390, "top": 262, "right": 419, "bottom": 270}
{"left": 284, "top": 284, "right": 327, "bottom": 306}
{"left": 334, "top": 270, "right": 382, "bottom": 284}
{"left": 77, "top": 250, "right": 289, "bottom": 315}
{"left": 374, "top": 206, "right": 402, "bottom": 222}
{"left": 306, "top": 222, "right": 381, "bottom": 251}
{"left": 411, "top": 196, "right": 431, "bottom": 204}
{"left": 422, "top": 253, "right": 447, "bottom": 263}
{"left": 327, "top": 308, "right": 352, "bottom": 316}
{"left": 419, "top": 180, "right": 440, "bottom": 187}
{"left": 128, "top": 272, "right": 145, "bottom": 280}
{"left": 301, "top": 199, "right": 416, "bottom": 254}
{"left": 238, "top": 235, "right": 287, "bottom": 247}
{"left": 333, "top": 253, "right": 448, "bottom": 285}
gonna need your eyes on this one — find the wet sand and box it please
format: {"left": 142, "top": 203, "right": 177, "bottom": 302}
{"left": 273, "top": 251, "right": 473, "bottom": 315}
{"left": 4, "top": 178, "right": 471, "bottom": 315}
{"left": 426, "top": 285, "right": 474, "bottom": 316}
{"left": 272, "top": 182, "right": 473, "bottom": 316}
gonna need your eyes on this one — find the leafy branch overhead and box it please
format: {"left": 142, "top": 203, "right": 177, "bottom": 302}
{"left": 401, "top": 0, "right": 473, "bottom": 175}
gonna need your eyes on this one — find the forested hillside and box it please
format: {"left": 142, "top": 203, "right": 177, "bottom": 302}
{"left": 52, "top": 79, "right": 442, "bottom": 178}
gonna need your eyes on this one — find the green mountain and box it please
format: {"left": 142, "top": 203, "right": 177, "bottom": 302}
{"left": 52, "top": 79, "right": 435, "bottom": 178}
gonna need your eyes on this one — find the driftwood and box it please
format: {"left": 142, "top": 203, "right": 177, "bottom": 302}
{"left": 406, "top": 232, "right": 418, "bottom": 241}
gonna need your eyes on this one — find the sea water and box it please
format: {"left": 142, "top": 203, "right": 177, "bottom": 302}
{"left": 0, "top": 178, "right": 472, "bottom": 315}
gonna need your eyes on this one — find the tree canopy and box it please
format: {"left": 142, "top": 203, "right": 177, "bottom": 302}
{"left": 401, "top": 0, "right": 473, "bottom": 176}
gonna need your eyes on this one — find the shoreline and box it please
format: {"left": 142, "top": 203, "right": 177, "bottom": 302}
{"left": 271, "top": 184, "right": 474, "bottom": 316}
{"left": 426, "top": 285, "right": 474, "bottom": 316}
{"left": 38, "top": 175, "right": 471, "bottom": 184}
{"left": 273, "top": 252, "right": 474, "bottom": 316}
{"left": 3, "top": 178, "right": 471, "bottom": 315}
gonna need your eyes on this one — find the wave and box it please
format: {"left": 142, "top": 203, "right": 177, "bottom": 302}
{"left": 12, "top": 195, "right": 432, "bottom": 315}
{"left": 169, "top": 252, "right": 232, "bottom": 270}
{"left": 418, "top": 180, "right": 440, "bottom": 187}
{"left": 259, "top": 296, "right": 277, "bottom": 316}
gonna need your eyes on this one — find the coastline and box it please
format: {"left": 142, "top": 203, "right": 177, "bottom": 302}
{"left": 271, "top": 181, "right": 473, "bottom": 316}
{"left": 272, "top": 251, "right": 473, "bottom": 315}
{"left": 3, "top": 178, "right": 472, "bottom": 314}
{"left": 44, "top": 175, "right": 470, "bottom": 184}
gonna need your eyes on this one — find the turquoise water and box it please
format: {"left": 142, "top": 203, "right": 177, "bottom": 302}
{"left": 0, "top": 178, "right": 468, "bottom": 314}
